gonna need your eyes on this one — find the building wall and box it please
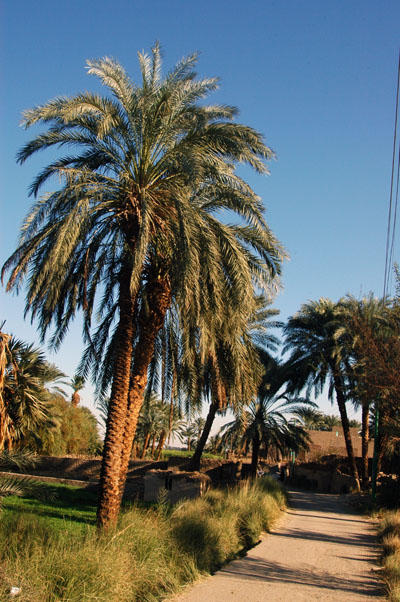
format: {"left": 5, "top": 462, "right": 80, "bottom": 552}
{"left": 298, "top": 427, "right": 374, "bottom": 461}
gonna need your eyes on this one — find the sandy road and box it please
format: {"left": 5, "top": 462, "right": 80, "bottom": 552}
{"left": 170, "top": 489, "right": 384, "bottom": 602}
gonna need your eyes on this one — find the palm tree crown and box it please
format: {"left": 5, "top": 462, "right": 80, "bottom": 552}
{"left": 2, "top": 44, "right": 285, "bottom": 529}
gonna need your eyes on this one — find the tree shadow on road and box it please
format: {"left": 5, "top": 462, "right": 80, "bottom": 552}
{"left": 221, "top": 556, "right": 383, "bottom": 597}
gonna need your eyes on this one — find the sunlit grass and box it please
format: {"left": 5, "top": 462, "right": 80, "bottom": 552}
{"left": 160, "top": 449, "right": 222, "bottom": 460}
{"left": 378, "top": 510, "right": 400, "bottom": 601}
{"left": 0, "top": 477, "right": 286, "bottom": 601}
{"left": 2, "top": 482, "right": 98, "bottom": 532}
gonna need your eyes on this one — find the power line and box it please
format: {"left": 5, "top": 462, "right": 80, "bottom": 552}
{"left": 383, "top": 50, "right": 400, "bottom": 299}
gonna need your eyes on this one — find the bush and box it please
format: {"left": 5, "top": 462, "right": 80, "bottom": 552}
{"left": 170, "top": 477, "right": 286, "bottom": 571}
{"left": 377, "top": 479, "right": 400, "bottom": 510}
{"left": 21, "top": 397, "right": 102, "bottom": 456}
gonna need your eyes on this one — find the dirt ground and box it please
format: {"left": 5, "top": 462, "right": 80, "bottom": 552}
{"left": 170, "top": 489, "right": 384, "bottom": 602}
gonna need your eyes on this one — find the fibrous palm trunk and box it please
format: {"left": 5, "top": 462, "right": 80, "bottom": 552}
{"left": 71, "top": 392, "right": 80, "bottom": 408}
{"left": 97, "top": 273, "right": 136, "bottom": 530}
{"left": 332, "top": 371, "right": 360, "bottom": 491}
{"left": 117, "top": 275, "right": 172, "bottom": 506}
{"left": 167, "top": 372, "right": 176, "bottom": 443}
{"left": 156, "top": 430, "right": 167, "bottom": 461}
{"left": 150, "top": 434, "right": 156, "bottom": 458}
{"left": 250, "top": 430, "right": 261, "bottom": 478}
{"left": 189, "top": 400, "right": 218, "bottom": 471}
{"left": 141, "top": 433, "right": 151, "bottom": 459}
{"left": 377, "top": 407, "right": 390, "bottom": 473}
{"left": 361, "top": 402, "right": 370, "bottom": 486}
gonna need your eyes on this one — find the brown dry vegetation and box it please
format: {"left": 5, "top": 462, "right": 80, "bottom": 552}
{"left": 378, "top": 511, "right": 400, "bottom": 601}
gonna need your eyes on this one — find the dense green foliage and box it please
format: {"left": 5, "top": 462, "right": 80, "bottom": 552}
{"left": 0, "top": 477, "right": 285, "bottom": 601}
{"left": 24, "top": 396, "right": 102, "bottom": 456}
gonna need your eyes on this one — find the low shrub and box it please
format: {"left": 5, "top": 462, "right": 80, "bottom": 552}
{"left": 377, "top": 479, "right": 400, "bottom": 510}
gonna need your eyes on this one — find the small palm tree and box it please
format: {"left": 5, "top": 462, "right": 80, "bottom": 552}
{"left": 187, "top": 295, "right": 282, "bottom": 471}
{"left": 137, "top": 395, "right": 166, "bottom": 459}
{"left": 322, "top": 414, "right": 342, "bottom": 428}
{"left": 219, "top": 393, "right": 311, "bottom": 477}
{"left": 0, "top": 334, "right": 65, "bottom": 451}
{"left": 177, "top": 421, "right": 200, "bottom": 452}
{"left": 70, "top": 375, "right": 85, "bottom": 408}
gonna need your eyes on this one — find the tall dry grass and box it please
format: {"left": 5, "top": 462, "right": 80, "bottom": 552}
{"left": 0, "top": 476, "right": 286, "bottom": 601}
{"left": 378, "top": 510, "right": 400, "bottom": 601}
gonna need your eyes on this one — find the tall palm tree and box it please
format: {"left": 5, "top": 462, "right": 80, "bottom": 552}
{"left": 283, "top": 298, "right": 361, "bottom": 490}
{"left": 0, "top": 330, "right": 13, "bottom": 447}
{"left": 338, "top": 294, "right": 390, "bottom": 485}
{"left": 2, "top": 46, "right": 284, "bottom": 529}
{"left": 342, "top": 295, "right": 400, "bottom": 478}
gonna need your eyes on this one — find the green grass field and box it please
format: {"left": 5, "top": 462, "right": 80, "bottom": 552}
{"left": 2, "top": 482, "right": 98, "bottom": 531}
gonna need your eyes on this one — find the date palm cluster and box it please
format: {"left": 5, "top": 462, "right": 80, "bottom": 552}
{"left": 2, "top": 44, "right": 286, "bottom": 529}
{"left": 283, "top": 295, "right": 400, "bottom": 490}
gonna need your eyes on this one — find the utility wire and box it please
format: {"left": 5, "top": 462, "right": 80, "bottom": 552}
{"left": 387, "top": 145, "right": 400, "bottom": 294}
{"left": 383, "top": 50, "right": 400, "bottom": 299}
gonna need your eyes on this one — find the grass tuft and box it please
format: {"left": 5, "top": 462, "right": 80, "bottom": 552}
{"left": 378, "top": 510, "right": 400, "bottom": 601}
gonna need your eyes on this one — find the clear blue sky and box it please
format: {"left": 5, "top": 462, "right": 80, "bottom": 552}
{"left": 1, "top": 0, "right": 399, "bottom": 418}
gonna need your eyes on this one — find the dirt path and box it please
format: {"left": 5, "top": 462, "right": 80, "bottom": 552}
{"left": 170, "top": 489, "right": 384, "bottom": 602}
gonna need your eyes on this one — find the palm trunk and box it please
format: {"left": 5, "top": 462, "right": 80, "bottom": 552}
{"left": 0, "top": 411, "right": 7, "bottom": 452}
{"left": 250, "top": 430, "right": 261, "bottom": 478}
{"left": 332, "top": 371, "right": 360, "bottom": 491}
{"left": 188, "top": 400, "right": 218, "bottom": 471}
{"left": 377, "top": 407, "right": 389, "bottom": 473}
{"left": 168, "top": 401, "right": 174, "bottom": 443}
{"left": 97, "top": 270, "right": 136, "bottom": 531}
{"left": 156, "top": 431, "right": 167, "bottom": 461}
{"left": 71, "top": 392, "right": 80, "bottom": 408}
{"left": 167, "top": 371, "right": 176, "bottom": 443}
{"left": 141, "top": 432, "right": 151, "bottom": 459}
{"left": 361, "top": 402, "right": 370, "bottom": 486}
{"left": 150, "top": 434, "right": 156, "bottom": 458}
{"left": 117, "top": 274, "right": 172, "bottom": 502}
